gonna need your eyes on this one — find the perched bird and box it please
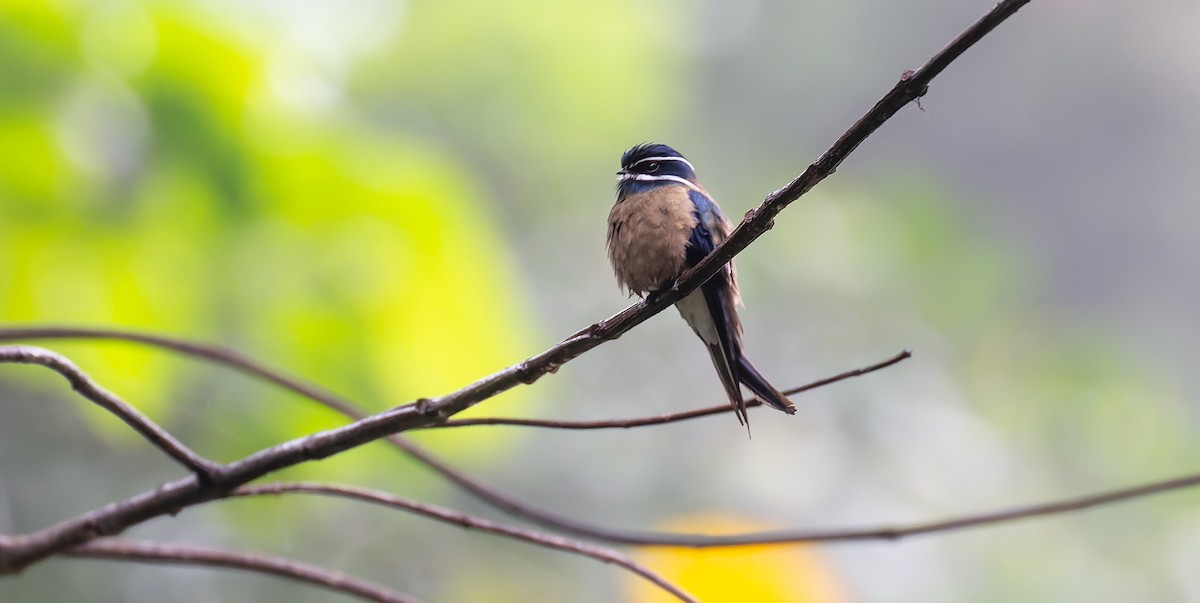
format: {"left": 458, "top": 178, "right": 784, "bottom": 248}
{"left": 606, "top": 143, "right": 796, "bottom": 426}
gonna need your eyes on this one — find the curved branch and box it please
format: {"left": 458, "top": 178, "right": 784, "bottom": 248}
{"left": 431, "top": 350, "right": 911, "bottom": 430}
{"left": 0, "top": 327, "right": 363, "bottom": 418}
{"left": 233, "top": 482, "right": 697, "bottom": 603}
{"left": 542, "top": 470, "right": 1200, "bottom": 547}
{"left": 66, "top": 539, "right": 417, "bottom": 603}
{"left": 0, "top": 345, "right": 220, "bottom": 479}
{"left": 234, "top": 475, "right": 1200, "bottom": 552}
{"left": 0, "top": 0, "right": 1035, "bottom": 572}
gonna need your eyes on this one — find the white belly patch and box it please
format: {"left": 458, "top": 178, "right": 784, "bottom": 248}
{"left": 675, "top": 290, "right": 719, "bottom": 346}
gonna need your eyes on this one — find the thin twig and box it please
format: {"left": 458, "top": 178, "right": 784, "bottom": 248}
{"left": 0, "top": 327, "right": 359, "bottom": 418}
{"left": 0, "top": 345, "right": 220, "bottom": 479}
{"left": 66, "top": 539, "right": 418, "bottom": 603}
{"left": 0, "top": 0, "right": 1035, "bottom": 572}
{"left": 233, "top": 482, "right": 697, "bottom": 603}
{"left": 320, "top": 468, "right": 1200, "bottom": 549}
{"left": 551, "top": 470, "right": 1200, "bottom": 547}
{"left": 432, "top": 350, "right": 911, "bottom": 430}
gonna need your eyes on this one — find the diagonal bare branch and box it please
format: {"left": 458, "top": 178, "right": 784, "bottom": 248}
{"left": 233, "top": 482, "right": 697, "bottom": 603}
{"left": 0, "top": 345, "right": 220, "bottom": 480}
{"left": 66, "top": 538, "right": 418, "bottom": 603}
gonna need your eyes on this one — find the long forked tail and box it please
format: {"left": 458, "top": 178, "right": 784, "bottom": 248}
{"left": 737, "top": 355, "right": 797, "bottom": 414}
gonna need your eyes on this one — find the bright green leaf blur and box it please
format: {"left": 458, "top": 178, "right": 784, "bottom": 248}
{"left": 0, "top": 0, "right": 659, "bottom": 452}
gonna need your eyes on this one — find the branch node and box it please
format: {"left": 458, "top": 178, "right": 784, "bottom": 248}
{"left": 192, "top": 462, "right": 228, "bottom": 489}
{"left": 591, "top": 320, "right": 609, "bottom": 339}
{"left": 515, "top": 364, "right": 541, "bottom": 385}
{"left": 742, "top": 207, "right": 775, "bottom": 231}
{"left": 414, "top": 397, "right": 453, "bottom": 423}
{"left": 899, "top": 68, "right": 930, "bottom": 94}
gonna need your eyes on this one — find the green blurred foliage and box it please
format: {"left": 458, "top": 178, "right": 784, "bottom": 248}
{"left": 0, "top": 0, "right": 650, "bottom": 448}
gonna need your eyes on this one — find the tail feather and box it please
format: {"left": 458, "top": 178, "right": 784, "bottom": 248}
{"left": 737, "top": 355, "right": 797, "bottom": 415}
{"left": 704, "top": 343, "right": 748, "bottom": 426}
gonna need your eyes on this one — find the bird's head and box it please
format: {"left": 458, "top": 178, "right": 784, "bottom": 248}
{"left": 617, "top": 143, "right": 699, "bottom": 198}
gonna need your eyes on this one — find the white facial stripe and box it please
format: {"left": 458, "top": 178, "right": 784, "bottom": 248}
{"left": 617, "top": 172, "right": 702, "bottom": 193}
{"left": 631, "top": 155, "right": 695, "bottom": 172}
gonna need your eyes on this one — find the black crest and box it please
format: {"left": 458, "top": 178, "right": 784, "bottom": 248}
{"left": 620, "top": 143, "right": 685, "bottom": 170}
{"left": 618, "top": 143, "right": 696, "bottom": 182}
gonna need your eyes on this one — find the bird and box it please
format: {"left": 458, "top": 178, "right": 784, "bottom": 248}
{"left": 606, "top": 142, "right": 796, "bottom": 426}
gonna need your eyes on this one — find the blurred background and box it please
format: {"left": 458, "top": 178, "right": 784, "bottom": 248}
{"left": 2, "top": 0, "right": 1199, "bottom": 601}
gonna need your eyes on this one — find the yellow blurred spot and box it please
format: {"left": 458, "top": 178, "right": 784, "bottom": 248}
{"left": 627, "top": 514, "right": 848, "bottom": 603}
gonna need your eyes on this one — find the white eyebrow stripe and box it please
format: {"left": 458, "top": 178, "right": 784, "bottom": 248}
{"left": 617, "top": 172, "right": 702, "bottom": 193}
{"left": 631, "top": 155, "right": 695, "bottom": 171}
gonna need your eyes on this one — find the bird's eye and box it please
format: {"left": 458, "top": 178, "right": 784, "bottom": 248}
{"left": 645, "top": 162, "right": 661, "bottom": 173}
